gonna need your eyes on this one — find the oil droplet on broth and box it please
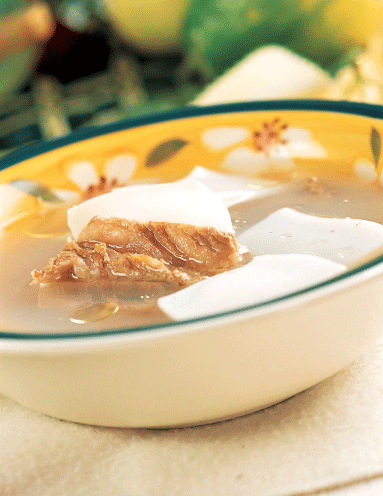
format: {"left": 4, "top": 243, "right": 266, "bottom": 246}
{"left": 69, "top": 301, "right": 120, "bottom": 324}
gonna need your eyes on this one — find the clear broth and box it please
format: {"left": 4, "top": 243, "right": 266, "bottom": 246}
{"left": 1, "top": 176, "right": 383, "bottom": 334}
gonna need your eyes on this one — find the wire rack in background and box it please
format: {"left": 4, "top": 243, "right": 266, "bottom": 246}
{"left": 0, "top": 47, "right": 200, "bottom": 158}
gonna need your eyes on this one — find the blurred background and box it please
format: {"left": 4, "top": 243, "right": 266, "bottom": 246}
{"left": 1, "top": 0, "right": 383, "bottom": 158}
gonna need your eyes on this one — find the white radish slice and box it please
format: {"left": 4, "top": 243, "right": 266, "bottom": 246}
{"left": 158, "top": 253, "right": 346, "bottom": 321}
{"left": 67, "top": 179, "right": 234, "bottom": 239}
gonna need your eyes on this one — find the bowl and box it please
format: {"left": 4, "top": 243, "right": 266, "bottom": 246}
{"left": 1, "top": 100, "right": 383, "bottom": 428}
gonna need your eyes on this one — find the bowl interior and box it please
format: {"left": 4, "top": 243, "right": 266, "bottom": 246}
{"left": 1, "top": 100, "right": 383, "bottom": 339}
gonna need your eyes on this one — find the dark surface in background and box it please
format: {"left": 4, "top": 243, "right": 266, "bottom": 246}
{"left": 0, "top": 19, "right": 196, "bottom": 156}
{"left": 36, "top": 23, "right": 112, "bottom": 83}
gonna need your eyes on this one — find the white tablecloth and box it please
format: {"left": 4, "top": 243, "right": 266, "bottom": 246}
{"left": 2, "top": 337, "right": 383, "bottom": 496}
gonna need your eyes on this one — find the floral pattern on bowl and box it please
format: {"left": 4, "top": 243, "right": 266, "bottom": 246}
{"left": 1, "top": 102, "right": 383, "bottom": 237}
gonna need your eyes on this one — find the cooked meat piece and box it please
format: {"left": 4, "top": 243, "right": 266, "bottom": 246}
{"left": 31, "top": 238, "right": 195, "bottom": 285}
{"left": 77, "top": 217, "right": 240, "bottom": 274}
{"left": 31, "top": 218, "right": 241, "bottom": 285}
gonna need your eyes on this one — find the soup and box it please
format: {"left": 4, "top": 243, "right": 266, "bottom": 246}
{"left": 1, "top": 172, "right": 383, "bottom": 334}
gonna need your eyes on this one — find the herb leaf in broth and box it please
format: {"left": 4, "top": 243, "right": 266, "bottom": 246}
{"left": 370, "top": 126, "right": 381, "bottom": 169}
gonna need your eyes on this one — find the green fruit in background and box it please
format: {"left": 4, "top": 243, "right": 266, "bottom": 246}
{"left": 0, "top": 50, "right": 38, "bottom": 97}
{"left": 182, "top": 0, "right": 304, "bottom": 80}
{"left": 0, "top": 0, "right": 39, "bottom": 96}
{"left": 182, "top": 0, "right": 383, "bottom": 81}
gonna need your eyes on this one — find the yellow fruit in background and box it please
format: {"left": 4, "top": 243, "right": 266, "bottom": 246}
{"left": 323, "top": 0, "right": 383, "bottom": 46}
{"left": 102, "top": 0, "right": 191, "bottom": 54}
{"left": 284, "top": 0, "right": 383, "bottom": 70}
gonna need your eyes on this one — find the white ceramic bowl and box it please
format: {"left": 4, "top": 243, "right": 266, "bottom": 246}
{"left": 1, "top": 100, "right": 383, "bottom": 428}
